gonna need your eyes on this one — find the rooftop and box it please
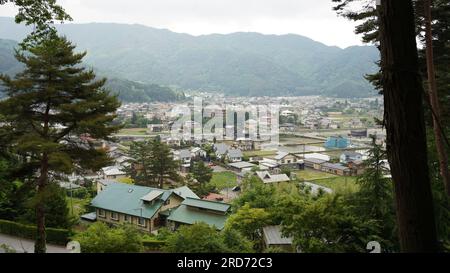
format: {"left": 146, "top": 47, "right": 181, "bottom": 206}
{"left": 263, "top": 226, "right": 293, "bottom": 245}
{"left": 167, "top": 204, "right": 229, "bottom": 230}
{"left": 182, "top": 197, "right": 230, "bottom": 213}
{"left": 228, "top": 161, "right": 257, "bottom": 169}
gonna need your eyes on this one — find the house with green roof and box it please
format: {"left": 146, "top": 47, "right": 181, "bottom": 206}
{"left": 89, "top": 183, "right": 231, "bottom": 232}
{"left": 90, "top": 183, "right": 199, "bottom": 233}
{"left": 166, "top": 197, "right": 231, "bottom": 230}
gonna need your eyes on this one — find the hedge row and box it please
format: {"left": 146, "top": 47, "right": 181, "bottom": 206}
{"left": 0, "top": 219, "right": 72, "bottom": 246}
{"left": 142, "top": 238, "right": 166, "bottom": 251}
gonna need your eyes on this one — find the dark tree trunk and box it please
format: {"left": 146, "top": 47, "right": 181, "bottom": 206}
{"left": 424, "top": 0, "right": 450, "bottom": 196}
{"left": 378, "top": 0, "right": 438, "bottom": 252}
{"left": 378, "top": 0, "right": 437, "bottom": 252}
{"left": 34, "top": 153, "right": 48, "bottom": 253}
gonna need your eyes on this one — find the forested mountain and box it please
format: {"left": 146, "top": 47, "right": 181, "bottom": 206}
{"left": 105, "top": 78, "right": 184, "bottom": 102}
{"left": 0, "top": 39, "right": 182, "bottom": 102}
{"left": 0, "top": 17, "right": 379, "bottom": 98}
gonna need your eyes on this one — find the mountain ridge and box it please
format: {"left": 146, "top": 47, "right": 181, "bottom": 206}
{"left": 0, "top": 17, "right": 379, "bottom": 98}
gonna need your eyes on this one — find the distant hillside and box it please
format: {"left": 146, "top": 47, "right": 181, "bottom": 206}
{"left": 0, "top": 39, "right": 182, "bottom": 102}
{"left": 0, "top": 17, "right": 380, "bottom": 98}
{"left": 105, "top": 78, "right": 184, "bottom": 103}
{"left": 0, "top": 39, "right": 21, "bottom": 75}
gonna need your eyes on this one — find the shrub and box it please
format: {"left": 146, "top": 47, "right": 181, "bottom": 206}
{"left": 142, "top": 238, "right": 166, "bottom": 251}
{"left": 0, "top": 219, "right": 71, "bottom": 245}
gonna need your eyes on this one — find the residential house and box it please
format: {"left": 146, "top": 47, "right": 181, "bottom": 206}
{"left": 304, "top": 153, "right": 330, "bottom": 162}
{"left": 227, "top": 149, "right": 243, "bottom": 162}
{"left": 166, "top": 198, "right": 231, "bottom": 230}
{"left": 228, "top": 161, "right": 257, "bottom": 173}
{"left": 256, "top": 171, "right": 291, "bottom": 184}
{"left": 100, "top": 166, "right": 126, "bottom": 180}
{"left": 190, "top": 147, "right": 207, "bottom": 159}
{"left": 340, "top": 151, "right": 363, "bottom": 164}
{"left": 273, "top": 152, "right": 304, "bottom": 169}
{"left": 213, "top": 143, "right": 230, "bottom": 159}
{"left": 348, "top": 160, "right": 366, "bottom": 175}
{"left": 90, "top": 183, "right": 200, "bottom": 233}
{"left": 303, "top": 158, "right": 327, "bottom": 170}
{"left": 321, "top": 163, "right": 352, "bottom": 176}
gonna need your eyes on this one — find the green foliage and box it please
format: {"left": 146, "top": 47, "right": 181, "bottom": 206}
{"left": 0, "top": 219, "right": 71, "bottom": 245}
{"left": 274, "top": 193, "right": 381, "bottom": 253}
{"left": 124, "top": 139, "right": 180, "bottom": 188}
{"left": 141, "top": 238, "right": 166, "bottom": 251}
{"left": 225, "top": 204, "right": 271, "bottom": 248}
{"left": 233, "top": 175, "right": 276, "bottom": 209}
{"left": 164, "top": 223, "right": 253, "bottom": 253}
{"left": 191, "top": 161, "right": 213, "bottom": 185}
{"left": 73, "top": 222, "right": 143, "bottom": 253}
{"left": 0, "top": 36, "right": 121, "bottom": 174}
{"left": 106, "top": 78, "right": 184, "bottom": 103}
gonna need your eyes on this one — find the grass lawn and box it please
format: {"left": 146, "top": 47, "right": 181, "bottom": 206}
{"left": 294, "top": 169, "right": 337, "bottom": 181}
{"left": 118, "top": 128, "right": 148, "bottom": 135}
{"left": 312, "top": 176, "right": 359, "bottom": 193}
{"left": 209, "top": 171, "right": 238, "bottom": 190}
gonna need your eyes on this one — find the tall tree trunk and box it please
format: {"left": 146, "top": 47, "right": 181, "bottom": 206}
{"left": 34, "top": 153, "right": 48, "bottom": 253}
{"left": 424, "top": 0, "right": 450, "bottom": 196}
{"left": 378, "top": 0, "right": 438, "bottom": 252}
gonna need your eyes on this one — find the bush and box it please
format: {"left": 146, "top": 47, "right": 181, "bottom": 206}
{"left": 73, "top": 222, "right": 143, "bottom": 253}
{"left": 67, "top": 188, "right": 89, "bottom": 199}
{"left": 0, "top": 219, "right": 71, "bottom": 245}
{"left": 142, "top": 238, "right": 166, "bottom": 251}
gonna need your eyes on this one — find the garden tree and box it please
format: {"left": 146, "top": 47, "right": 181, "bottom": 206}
{"left": 191, "top": 161, "right": 213, "bottom": 185}
{"left": 123, "top": 141, "right": 154, "bottom": 186}
{"left": 164, "top": 223, "right": 228, "bottom": 253}
{"left": 0, "top": 36, "right": 121, "bottom": 253}
{"left": 225, "top": 204, "right": 271, "bottom": 249}
{"left": 352, "top": 136, "right": 397, "bottom": 250}
{"left": 149, "top": 138, "right": 180, "bottom": 189}
{"left": 164, "top": 223, "right": 253, "bottom": 253}
{"left": 73, "top": 222, "right": 143, "bottom": 253}
{"left": 274, "top": 193, "right": 380, "bottom": 253}
{"left": 0, "top": 0, "right": 72, "bottom": 48}
{"left": 378, "top": 0, "right": 438, "bottom": 252}
{"left": 221, "top": 228, "right": 254, "bottom": 253}
{"left": 233, "top": 175, "right": 276, "bottom": 210}
{"left": 18, "top": 184, "right": 73, "bottom": 229}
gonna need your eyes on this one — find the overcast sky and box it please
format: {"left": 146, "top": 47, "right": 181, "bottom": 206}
{"left": 0, "top": 0, "right": 365, "bottom": 48}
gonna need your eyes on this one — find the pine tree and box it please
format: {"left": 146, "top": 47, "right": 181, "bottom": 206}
{"left": 191, "top": 161, "right": 213, "bottom": 186}
{"left": 123, "top": 141, "right": 154, "bottom": 186}
{"left": 149, "top": 138, "right": 180, "bottom": 189}
{"left": 0, "top": 36, "right": 121, "bottom": 253}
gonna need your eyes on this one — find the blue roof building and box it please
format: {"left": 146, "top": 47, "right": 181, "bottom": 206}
{"left": 324, "top": 136, "right": 348, "bottom": 149}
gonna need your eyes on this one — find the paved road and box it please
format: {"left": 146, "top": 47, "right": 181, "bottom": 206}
{"left": 0, "top": 234, "right": 70, "bottom": 253}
